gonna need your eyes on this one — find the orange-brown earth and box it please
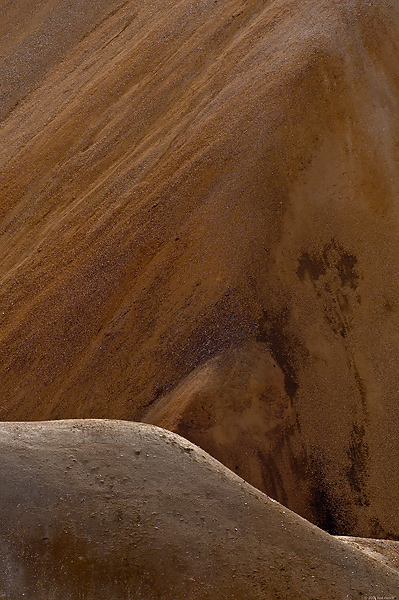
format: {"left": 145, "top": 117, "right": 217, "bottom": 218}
{"left": 1, "top": 420, "right": 399, "bottom": 599}
{"left": 1, "top": 0, "right": 399, "bottom": 541}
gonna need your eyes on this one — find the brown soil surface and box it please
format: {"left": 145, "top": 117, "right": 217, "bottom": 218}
{"left": 0, "top": 420, "right": 398, "bottom": 599}
{"left": 1, "top": 0, "right": 399, "bottom": 539}
{"left": 340, "top": 536, "right": 399, "bottom": 573}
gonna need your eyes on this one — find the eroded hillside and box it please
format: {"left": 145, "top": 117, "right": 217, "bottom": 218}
{"left": 1, "top": 0, "right": 399, "bottom": 538}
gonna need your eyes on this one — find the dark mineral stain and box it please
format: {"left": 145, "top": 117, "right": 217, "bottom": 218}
{"left": 297, "top": 240, "right": 359, "bottom": 291}
{"left": 336, "top": 251, "right": 359, "bottom": 290}
{"left": 353, "top": 365, "right": 368, "bottom": 410}
{"left": 297, "top": 252, "right": 326, "bottom": 282}
{"left": 323, "top": 308, "right": 347, "bottom": 339}
{"left": 257, "top": 448, "right": 289, "bottom": 507}
{"left": 346, "top": 422, "right": 369, "bottom": 506}
{"left": 257, "top": 309, "right": 299, "bottom": 399}
{"left": 297, "top": 241, "right": 360, "bottom": 339}
{"left": 308, "top": 459, "right": 352, "bottom": 535}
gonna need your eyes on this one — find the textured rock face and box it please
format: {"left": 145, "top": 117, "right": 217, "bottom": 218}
{"left": 1, "top": 0, "right": 399, "bottom": 538}
{"left": 0, "top": 420, "right": 398, "bottom": 599}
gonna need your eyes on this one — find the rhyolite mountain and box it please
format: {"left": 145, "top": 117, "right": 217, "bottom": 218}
{"left": 1, "top": 0, "right": 399, "bottom": 539}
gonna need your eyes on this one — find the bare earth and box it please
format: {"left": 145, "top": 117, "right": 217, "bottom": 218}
{"left": 1, "top": 0, "right": 399, "bottom": 590}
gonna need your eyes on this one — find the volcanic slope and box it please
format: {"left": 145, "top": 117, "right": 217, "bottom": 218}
{"left": 1, "top": 420, "right": 399, "bottom": 600}
{"left": 2, "top": 0, "right": 399, "bottom": 538}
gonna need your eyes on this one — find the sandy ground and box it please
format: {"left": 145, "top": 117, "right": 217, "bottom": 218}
{"left": 339, "top": 536, "right": 399, "bottom": 574}
{"left": 0, "top": 420, "right": 398, "bottom": 599}
{"left": 1, "top": 0, "right": 399, "bottom": 539}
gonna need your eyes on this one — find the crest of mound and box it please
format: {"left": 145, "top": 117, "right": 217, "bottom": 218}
{"left": 1, "top": 0, "right": 399, "bottom": 538}
{"left": 0, "top": 419, "right": 398, "bottom": 599}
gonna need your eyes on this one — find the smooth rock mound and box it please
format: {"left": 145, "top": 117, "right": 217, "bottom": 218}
{"left": 0, "top": 420, "right": 398, "bottom": 599}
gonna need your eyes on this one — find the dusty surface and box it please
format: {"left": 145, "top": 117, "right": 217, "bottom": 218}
{"left": 1, "top": 0, "right": 399, "bottom": 538}
{"left": 0, "top": 419, "right": 398, "bottom": 599}
{"left": 340, "top": 536, "right": 399, "bottom": 574}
